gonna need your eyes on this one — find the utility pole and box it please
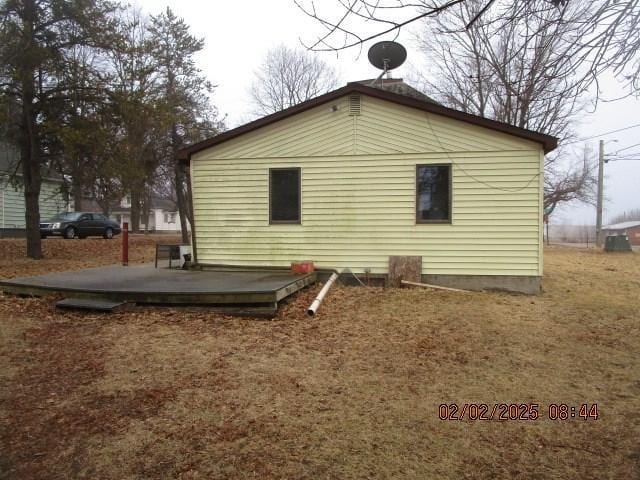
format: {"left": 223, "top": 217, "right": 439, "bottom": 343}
{"left": 596, "top": 140, "right": 604, "bottom": 248}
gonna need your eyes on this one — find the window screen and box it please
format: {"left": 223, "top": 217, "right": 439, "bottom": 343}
{"left": 270, "top": 168, "right": 301, "bottom": 224}
{"left": 416, "top": 165, "right": 451, "bottom": 223}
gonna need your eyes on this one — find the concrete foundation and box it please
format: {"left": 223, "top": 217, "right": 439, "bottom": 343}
{"left": 196, "top": 264, "right": 541, "bottom": 294}
{"left": 422, "top": 274, "right": 541, "bottom": 294}
{"left": 314, "top": 270, "right": 540, "bottom": 294}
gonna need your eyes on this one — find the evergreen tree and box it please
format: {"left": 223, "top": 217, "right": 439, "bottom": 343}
{"left": 0, "top": 0, "right": 116, "bottom": 258}
{"left": 148, "top": 7, "right": 222, "bottom": 242}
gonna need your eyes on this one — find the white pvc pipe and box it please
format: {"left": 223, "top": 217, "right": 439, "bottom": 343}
{"left": 306, "top": 273, "right": 338, "bottom": 317}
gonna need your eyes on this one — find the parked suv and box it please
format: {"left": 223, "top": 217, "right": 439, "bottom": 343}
{"left": 40, "top": 212, "right": 122, "bottom": 239}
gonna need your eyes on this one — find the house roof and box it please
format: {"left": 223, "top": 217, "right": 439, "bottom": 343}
{"left": 352, "top": 78, "right": 441, "bottom": 104}
{"left": 177, "top": 81, "right": 558, "bottom": 163}
{"left": 603, "top": 220, "right": 640, "bottom": 230}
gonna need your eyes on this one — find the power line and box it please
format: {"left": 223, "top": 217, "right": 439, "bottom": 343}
{"left": 564, "top": 123, "right": 640, "bottom": 145}
{"left": 613, "top": 142, "right": 640, "bottom": 154}
{"left": 609, "top": 152, "right": 640, "bottom": 159}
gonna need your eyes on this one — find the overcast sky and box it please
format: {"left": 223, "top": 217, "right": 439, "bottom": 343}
{"left": 138, "top": 0, "right": 639, "bottom": 225}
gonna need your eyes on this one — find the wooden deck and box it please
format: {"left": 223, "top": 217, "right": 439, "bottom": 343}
{"left": 0, "top": 265, "right": 316, "bottom": 317}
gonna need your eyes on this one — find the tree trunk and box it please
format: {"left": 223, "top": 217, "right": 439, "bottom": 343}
{"left": 175, "top": 161, "right": 190, "bottom": 244}
{"left": 22, "top": 151, "right": 42, "bottom": 259}
{"left": 167, "top": 66, "right": 190, "bottom": 245}
{"left": 72, "top": 171, "right": 84, "bottom": 211}
{"left": 141, "top": 191, "right": 151, "bottom": 234}
{"left": 19, "top": 0, "right": 42, "bottom": 259}
{"left": 130, "top": 188, "right": 141, "bottom": 233}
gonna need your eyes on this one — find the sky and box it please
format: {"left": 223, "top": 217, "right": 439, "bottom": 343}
{"left": 137, "top": 0, "right": 640, "bottom": 225}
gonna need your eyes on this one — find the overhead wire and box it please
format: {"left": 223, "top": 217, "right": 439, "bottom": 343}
{"left": 612, "top": 142, "right": 640, "bottom": 154}
{"left": 423, "top": 113, "right": 541, "bottom": 193}
{"left": 563, "top": 123, "right": 640, "bottom": 145}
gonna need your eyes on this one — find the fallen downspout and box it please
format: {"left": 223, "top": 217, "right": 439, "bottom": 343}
{"left": 306, "top": 272, "right": 339, "bottom": 317}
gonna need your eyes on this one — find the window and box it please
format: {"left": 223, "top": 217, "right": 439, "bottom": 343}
{"left": 164, "top": 212, "right": 176, "bottom": 224}
{"left": 269, "top": 168, "right": 301, "bottom": 224}
{"left": 416, "top": 164, "right": 451, "bottom": 223}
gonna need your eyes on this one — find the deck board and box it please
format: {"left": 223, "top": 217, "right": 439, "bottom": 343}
{"left": 0, "top": 264, "right": 316, "bottom": 309}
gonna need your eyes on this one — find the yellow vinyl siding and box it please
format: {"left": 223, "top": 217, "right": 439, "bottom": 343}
{"left": 191, "top": 94, "right": 543, "bottom": 276}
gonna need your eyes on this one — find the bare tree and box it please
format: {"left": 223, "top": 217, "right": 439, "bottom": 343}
{"left": 295, "top": 0, "right": 640, "bottom": 99}
{"left": 250, "top": 45, "right": 339, "bottom": 115}
{"left": 543, "top": 149, "right": 597, "bottom": 213}
{"left": 608, "top": 208, "right": 640, "bottom": 224}
{"left": 148, "top": 7, "right": 223, "bottom": 243}
{"left": 412, "top": 0, "right": 600, "bottom": 212}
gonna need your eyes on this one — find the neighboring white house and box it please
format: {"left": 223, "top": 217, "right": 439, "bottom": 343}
{"left": 1, "top": 142, "right": 70, "bottom": 236}
{"left": 110, "top": 196, "right": 186, "bottom": 233}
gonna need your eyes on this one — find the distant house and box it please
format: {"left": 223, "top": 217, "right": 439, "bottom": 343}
{"left": 0, "top": 142, "right": 69, "bottom": 237}
{"left": 178, "top": 79, "right": 557, "bottom": 293}
{"left": 110, "top": 196, "right": 186, "bottom": 233}
{"left": 603, "top": 221, "right": 640, "bottom": 246}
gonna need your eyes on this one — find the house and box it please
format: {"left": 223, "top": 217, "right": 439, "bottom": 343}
{"left": 0, "top": 142, "right": 69, "bottom": 237}
{"left": 603, "top": 221, "right": 640, "bottom": 246}
{"left": 178, "top": 79, "right": 557, "bottom": 293}
{"left": 110, "top": 196, "right": 185, "bottom": 233}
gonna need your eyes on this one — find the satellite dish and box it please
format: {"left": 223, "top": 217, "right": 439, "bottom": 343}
{"left": 368, "top": 41, "right": 407, "bottom": 73}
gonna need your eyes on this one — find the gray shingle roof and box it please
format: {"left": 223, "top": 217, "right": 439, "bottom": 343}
{"left": 603, "top": 221, "right": 640, "bottom": 230}
{"left": 350, "top": 78, "right": 441, "bottom": 105}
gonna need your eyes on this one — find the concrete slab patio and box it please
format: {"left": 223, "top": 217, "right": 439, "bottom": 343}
{"left": 0, "top": 264, "right": 317, "bottom": 315}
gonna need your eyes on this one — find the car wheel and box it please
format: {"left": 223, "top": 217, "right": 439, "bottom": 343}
{"left": 104, "top": 227, "right": 114, "bottom": 239}
{"left": 64, "top": 226, "right": 76, "bottom": 239}
{"left": 40, "top": 234, "right": 47, "bottom": 239}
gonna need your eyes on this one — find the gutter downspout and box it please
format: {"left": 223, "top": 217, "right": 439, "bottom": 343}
{"left": 307, "top": 273, "right": 338, "bottom": 317}
{"left": 305, "top": 267, "right": 368, "bottom": 316}
{"left": 188, "top": 156, "right": 198, "bottom": 265}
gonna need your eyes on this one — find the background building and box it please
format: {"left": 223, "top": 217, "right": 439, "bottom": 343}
{"left": 0, "top": 142, "right": 69, "bottom": 237}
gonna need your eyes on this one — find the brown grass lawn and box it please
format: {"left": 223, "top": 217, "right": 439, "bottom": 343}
{"left": 0, "top": 238, "right": 639, "bottom": 479}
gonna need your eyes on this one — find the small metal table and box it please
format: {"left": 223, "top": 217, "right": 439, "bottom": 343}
{"left": 155, "top": 244, "right": 183, "bottom": 268}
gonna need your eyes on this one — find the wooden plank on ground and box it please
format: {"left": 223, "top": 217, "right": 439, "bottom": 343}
{"left": 401, "top": 280, "right": 473, "bottom": 293}
{"left": 388, "top": 256, "right": 422, "bottom": 288}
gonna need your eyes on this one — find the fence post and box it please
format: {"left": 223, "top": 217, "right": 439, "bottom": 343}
{"left": 122, "top": 222, "right": 129, "bottom": 266}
